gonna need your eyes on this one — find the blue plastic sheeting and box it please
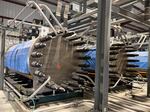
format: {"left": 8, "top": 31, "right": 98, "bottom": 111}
{"left": 128, "top": 51, "right": 148, "bottom": 69}
{"left": 82, "top": 49, "right": 96, "bottom": 71}
{"left": 5, "top": 40, "right": 33, "bottom": 74}
{"left": 83, "top": 49, "right": 148, "bottom": 71}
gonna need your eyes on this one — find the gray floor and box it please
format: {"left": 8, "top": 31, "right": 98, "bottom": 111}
{"left": 0, "top": 91, "right": 15, "bottom": 112}
{"left": 0, "top": 83, "right": 150, "bottom": 112}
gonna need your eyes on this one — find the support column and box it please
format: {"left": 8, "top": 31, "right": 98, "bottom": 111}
{"left": 94, "top": 0, "right": 112, "bottom": 112}
{"left": 0, "top": 29, "right": 5, "bottom": 90}
{"left": 147, "top": 28, "right": 150, "bottom": 97}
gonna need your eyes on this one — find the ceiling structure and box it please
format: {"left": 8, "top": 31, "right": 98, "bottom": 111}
{"left": 0, "top": 0, "right": 149, "bottom": 33}
{"left": 68, "top": 0, "right": 150, "bottom": 33}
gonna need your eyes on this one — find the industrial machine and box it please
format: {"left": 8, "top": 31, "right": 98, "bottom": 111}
{"left": 4, "top": 1, "right": 148, "bottom": 109}
{"left": 4, "top": 1, "right": 87, "bottom": 107}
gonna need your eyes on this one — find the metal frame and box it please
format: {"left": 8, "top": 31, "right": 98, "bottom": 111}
{"left": 0, "top": 29, "right": 5, "bottom": 90}
{"left": 68, "top": 4, "right": 150, "bottom": 32}
{"left": 148, "top": 28, "right": 150, "bottom": 97}
{"left": 94, "top": 0, "right": 112, "bottom": 112}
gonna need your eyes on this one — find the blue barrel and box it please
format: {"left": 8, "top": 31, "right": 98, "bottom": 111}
{"left": 5, "top": 40, "right": 33, "bottom": 74}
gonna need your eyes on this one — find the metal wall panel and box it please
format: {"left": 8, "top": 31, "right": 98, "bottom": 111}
{"left": 0, "top": 1, "right": 56, "bottom": 25}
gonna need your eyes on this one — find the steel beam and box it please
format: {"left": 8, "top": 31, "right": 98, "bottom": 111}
{"left": 94, "top": 0, "right": 111, "bottom": 112}
{"left": 67, "top": 9, "right": 97, "bottom": 24}
{"left": 68, "top": 5, "right": 150, "bottom": 28}
{"left": 148, "top": 28, "right": 150, "bottom": 97}
{"left": 0, "top": 29, "right": 5, "bottom": 90}
{"left": 111, "top": 5, "right": 150, "bottom": 28}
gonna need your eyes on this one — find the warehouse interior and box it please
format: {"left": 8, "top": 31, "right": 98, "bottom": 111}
{"left": 0, "top": 0, "right": 150, "bottom": 112}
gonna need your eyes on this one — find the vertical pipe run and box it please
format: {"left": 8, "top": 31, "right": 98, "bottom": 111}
{"left": 94, "top": 0, "right": 112, "bottom": 112}
{"left": 147, "top": 28, "right": 150, "bottom": 97}
{"left": 0, "top": 29, "right": 5, "bottom": 90}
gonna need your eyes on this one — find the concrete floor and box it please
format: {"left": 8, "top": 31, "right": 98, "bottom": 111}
{"left": 0, "top": 91, "right": 15, "bottom": 112}
{"left": 0, "top": 83, "right": 150, "bottom": 112}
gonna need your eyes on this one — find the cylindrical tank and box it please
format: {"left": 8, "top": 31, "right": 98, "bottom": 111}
{"left": 127, "top": 51, "right": 148, "bottom": 70}
{"left": 82, "top": 45, "right": 148, "bottom": 77}
{"left": 5, "top": 40, "right": 33, "bottom": 74}
{"left": 5, "top": 32, "right": 81, "bottom": 84}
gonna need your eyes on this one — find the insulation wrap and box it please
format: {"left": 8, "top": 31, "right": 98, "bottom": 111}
{"left": 5, "top": 40, "right": 33, "bottom": 74}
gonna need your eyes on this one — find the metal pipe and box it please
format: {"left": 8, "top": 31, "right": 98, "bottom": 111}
{"left": 138, "top": 35, "right": 145, "bottom": 43}
{"left": 4, "top": 80, "right": 22, "bottom": 98}
{"left": 7, "top": 10, "right": 37, "bottom": 36}
{"left": 110, "top": 74, "right": 123, "bottom": 89}
{"left": 27, "top": 1, "right": 57, "bottom": 35}
{"left": 15, "top": 10, "right": 37, "bottom": 27}
{"left": 8, "top": 5, "right": 29, "bottom": 26}
{"left": 8, "top": 20, "right": 43, "bottom": 27}
{"left": 22, "top": 76, "right": 51, "bottom": 102}
{"left": 138, "top": 35, "right": 147, "bottom": 49}
{"left": 73, "top": 72, "right": 95, "bottom": 86}
{"left": 39, "top": 4, "right": 65, "bottom": 33}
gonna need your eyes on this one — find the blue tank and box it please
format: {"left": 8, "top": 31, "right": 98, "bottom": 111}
{"left": 5, "top": 40, "right": 33, "bottom": 74}
{"left": 127, "top": 51, "right": 148, "bottom": 69}
{"left": 82, "top": 49, "right": 148, "bottom": 71}
{"left": 82, "top": 49, "right": 96, "bottom": 71}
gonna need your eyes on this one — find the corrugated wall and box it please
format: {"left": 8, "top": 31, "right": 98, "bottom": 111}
{"left": 0, "top": 0, "right": 57, "bottom": 25}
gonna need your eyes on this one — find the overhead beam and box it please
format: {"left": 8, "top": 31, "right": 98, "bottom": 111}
{"left": 40, "top": 0, "right": 57, "bottom": 6}
{"left": 68, "top": 5, "right": 150, "bottom": 28}
{"left": 123, "top": 25, "right": 143, "bottom": 32}
{"left": 2, "top": 0, "right": 70, "bottom": 7}
{"left": 2, "top": 0, "right": 25, "bottom": 6}
{"left": 128, "top": 24, "right": 146, "bottom": 31}
{"left": 111, "top": 5, "right": 150, "bottom": 28}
